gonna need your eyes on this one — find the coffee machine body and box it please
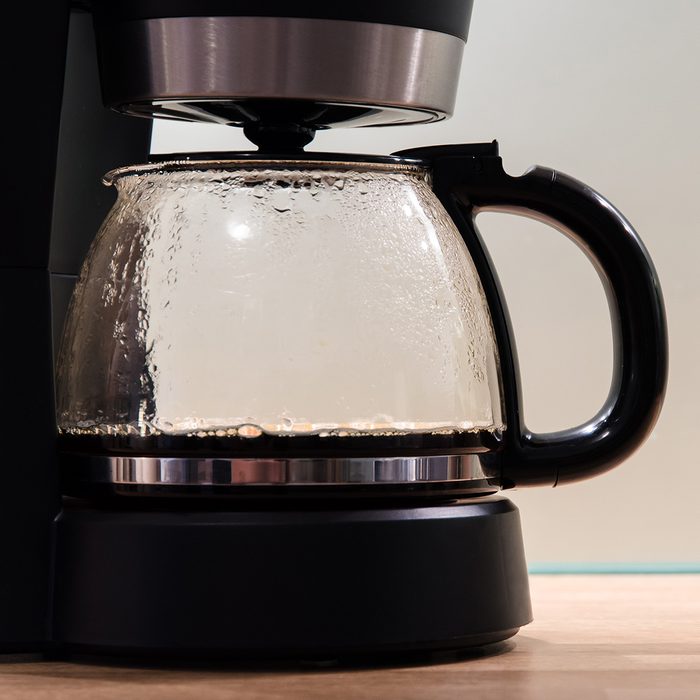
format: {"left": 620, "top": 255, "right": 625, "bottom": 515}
{"left": 1, "top": 5, "right": 150, "bottom": 650}
{"left": 0, "top": 1, "right": 666, "bottom": 657}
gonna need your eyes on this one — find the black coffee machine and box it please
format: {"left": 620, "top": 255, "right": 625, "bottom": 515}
{"left": 1, "top": 1, "right": 666, "bottom": 657}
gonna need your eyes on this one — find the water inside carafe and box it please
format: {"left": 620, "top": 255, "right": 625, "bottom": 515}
{"left": 59, "top": 416, "right": 502, "bottom": 439}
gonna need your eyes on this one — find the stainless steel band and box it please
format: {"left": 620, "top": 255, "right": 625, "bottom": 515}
{"left": 99, "top": 17, "right": 465, "bottom": 126}
{"left": 63, "top": 454, "right": 487, "bottom": 486}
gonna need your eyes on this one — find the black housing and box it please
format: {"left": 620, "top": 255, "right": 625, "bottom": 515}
{"left": 91, "top": 0, "right": 475, "bottom": 40}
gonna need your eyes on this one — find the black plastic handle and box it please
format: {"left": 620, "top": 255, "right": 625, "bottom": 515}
{"left": 397, "top": 142, "right": 667, "bottom": 487}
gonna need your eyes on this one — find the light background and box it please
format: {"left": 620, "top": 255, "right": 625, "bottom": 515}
{"left": 151, "top": 0, "right": 700, "bottom": 569}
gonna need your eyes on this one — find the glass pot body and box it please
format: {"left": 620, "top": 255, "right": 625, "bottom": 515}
{"left": 56, "top": 159, "right": 504, "bottom": 454}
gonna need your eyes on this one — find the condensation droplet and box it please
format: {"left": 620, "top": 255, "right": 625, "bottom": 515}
{"left": 238, "top": 424, "right": 263, "bottom": 438}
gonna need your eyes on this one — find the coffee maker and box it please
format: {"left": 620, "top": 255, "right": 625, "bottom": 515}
{"left": 1, "top": 1, "right": 666, "bottom": 657}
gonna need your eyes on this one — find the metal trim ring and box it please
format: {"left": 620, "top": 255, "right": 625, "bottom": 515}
{"left": 64, "top": 454, "right": 487, "bottom": 486}
{"left": 98, "top": 17, "right": 465, "bottom": 125}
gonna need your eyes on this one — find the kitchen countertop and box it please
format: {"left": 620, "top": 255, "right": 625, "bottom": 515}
{"left": 1, "top": 575, "right": 698, "bottom": 699}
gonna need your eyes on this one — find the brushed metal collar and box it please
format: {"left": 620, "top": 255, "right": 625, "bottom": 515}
{"left": 98, "top": 17, "right": 465, "bottom": 127}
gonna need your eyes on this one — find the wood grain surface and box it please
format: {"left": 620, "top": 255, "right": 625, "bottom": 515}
{"left": 1, "top": 575, "right": 698, "bottom": 699}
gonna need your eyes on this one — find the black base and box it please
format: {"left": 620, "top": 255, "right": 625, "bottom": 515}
{"left": 50, "top": 496, "right": 532, "bottom": 657}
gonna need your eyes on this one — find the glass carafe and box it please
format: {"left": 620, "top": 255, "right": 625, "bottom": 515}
{"left": 56, "top": 158, "right": 504, "bottom": 478}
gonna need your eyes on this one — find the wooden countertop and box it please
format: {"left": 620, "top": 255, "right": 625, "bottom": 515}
{"left": 1, "top": 575, "right": 698, "bottom": 699}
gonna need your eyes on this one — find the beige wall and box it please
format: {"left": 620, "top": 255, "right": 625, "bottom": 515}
{"left": 151, "top": 0, "right": 700, "bottom": 567}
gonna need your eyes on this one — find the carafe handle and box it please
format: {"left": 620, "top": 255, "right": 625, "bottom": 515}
{"left": 396, "top": 142, "right": 667, "bottom": 487}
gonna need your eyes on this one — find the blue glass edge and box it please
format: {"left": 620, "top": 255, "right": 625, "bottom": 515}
{"left": 528, "top": 562, "right": 700, "bottom": 574}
